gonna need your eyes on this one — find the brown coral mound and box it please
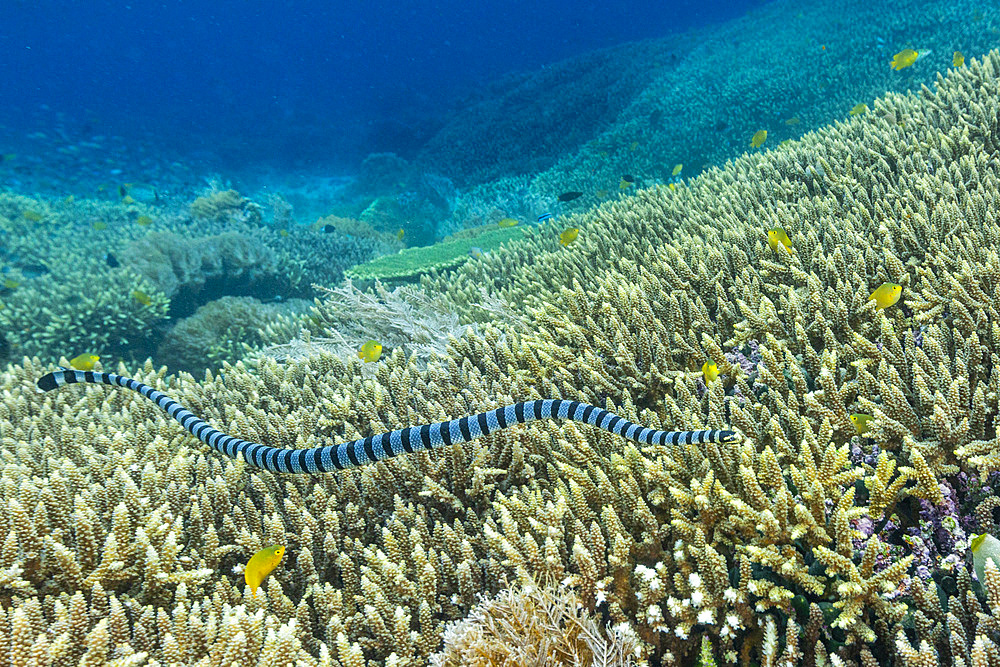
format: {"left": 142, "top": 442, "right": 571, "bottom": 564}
{"left": 3, "top": 50, "right": 1000, "bottom": 667}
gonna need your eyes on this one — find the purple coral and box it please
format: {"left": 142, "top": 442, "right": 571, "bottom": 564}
{"left": 725, "top": 340, "right": 762, "bottom": 377}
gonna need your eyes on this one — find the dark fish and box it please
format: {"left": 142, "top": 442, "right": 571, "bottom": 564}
{"left": 118, "top": 185, "right": 127, "bottom": 198}
{"left": 621, "top": 175, "right": 636, "bottom": 183}
{"left": 322, "top": 224, "right": 336, "bottom": 233}
{"left": 17, "top": 263, "right": 48, "bottom": 278}
{"left": 557, "top": 191, "right": 583, "bottom": 202}
{"left": 105, "top": 252, "right": 120, "bottom": 268}
{"left": 537, "top": 213, "right": 553, "bottom": 223}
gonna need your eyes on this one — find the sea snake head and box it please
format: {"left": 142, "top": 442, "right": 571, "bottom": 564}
{"left": 719, "top": 430, "right": 742, "bottom": 444}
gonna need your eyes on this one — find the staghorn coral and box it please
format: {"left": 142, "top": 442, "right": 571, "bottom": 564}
{"left": 0, "top": 266, "right": 169, "bottom": 362}
{"left": 5, "top": 48, "right": 1000, "bottom": 667}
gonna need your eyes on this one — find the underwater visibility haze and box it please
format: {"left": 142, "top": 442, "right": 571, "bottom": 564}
{"left": 2, "top": 0, "right": 1000, "bottom": 665}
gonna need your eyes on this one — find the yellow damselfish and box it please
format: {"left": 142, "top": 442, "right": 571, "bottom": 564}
{"left": 559, "top": 228, "right": 580, "bottom": 247}
{"left": 702, "top": 360, "right": 719, "bottom": 383}
{"left": 849, "top": 103, "right": 869, "bottom": 116}
{"left": 767, "top": 227, "right": 793, "bottom": 254}
{"left": 750, "top": 130, "right": 767, "bottom": 148}
{"left": 953, "top": 51, "right": 964, "bottom": 67}
{"left": 869, "top": 282, "right": 902, "bottom": 310}
{"left": 672, "top": 164, "right": 683, "bottom": 176}
{"left": 890, "top": 48, "right": 919, "bottom": 70}
{"left": 132, "top": 290, "right": 152, "bottom": 306}
{"left": 850, "top": 413, "right": 873, "bottom": 435}
{"left": 497, "top": 218, "right": 519, "bottom": 228}
{"left": 245, "top": 545, "right": 285, "bottom": 596}
{"left": 358, "top": 340, "right": 383, "bottom": 363}
{"left": 70, "top": 353, "right": 100, "bottom": 371}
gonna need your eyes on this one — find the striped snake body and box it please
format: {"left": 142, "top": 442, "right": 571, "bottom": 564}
{"left": 37, "top": 369, "right": 740, "bottom": 474}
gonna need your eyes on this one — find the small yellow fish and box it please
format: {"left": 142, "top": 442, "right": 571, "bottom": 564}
{"left": 279, "top": 229, "right": 289, "bottom": 237}
{"left": 869, "top": 282, "right": 902, "bottom": 310}
{"left": 750, "top": 130, "right": 767, "bottom": 148}
{"left": 396, "top": 228, "right": 405, "bottom": 240}
{"left": 953, "top": 51, "right": 964, "bottom": 67}
{"left": 672, "top": 164, "right": 683, "bottom": 176}
{"left": 92, "top": 221, "right": 108, "bottom": 231}
{"left": 64, "top": 195, "right": 75, "bottom": 205}
{"left": 668, "top": 183, "right": 676, "bottom": 191}
{"left": 559, "top": 228, "right": 580, "bottom": 247}
{"left": 971, "top": 533, "right": 1000, "bottom": 582}
{"left": 132, "top": 289, "right": 152, "bottom": 306}
{"left": 890, "top": 48, "right": 919, "bottom": 70}
{"left": 702, "top": 360, "right": 719, "bottom": 383}
{"left": 468, "top": 246, "right": 483, "bottom": 259}
{"left": 619, "top": 179, "right": 633, "bottom": 190}
{"left": 497, "top": 218, "right": 519, "bottom": 228}
{"left": 121, "top": 195, "right": 135, "bottom": 205}
{"left": 784, "top": 117, "right": 801, "bottom": 126}
{"left": 849, "top": 103, "right": 869, "bottom": 116}
{"left": 595, "top": 189, "right": 608, "bottom": 198}
{"left": 779, "top": 139, "right": 792, "bottom": 147}
{"left": 22, "top": 210, "right": 42, "bottom": 222}
{"left": 767, "top": 228, "right": 793, "bottom": 254}
{"left": 358, "top": 340, "right": 383, "bottom": 363}
{"left": 3, "top": 279, "right": 19, "bottom": 290}
{"left": 245, "top": 545, "right": 285, "bottom": 596}
{"left": 629, "top": 141, "right": 639, "bottom": 152}
{"left": 135, "top": 215, "right": 153, "bottom": 226}
{"left": 849, "top": 413, "right": 873, "bottom": 435}
{"left": 70, "top": 353, "right": 100, "bottom": 371}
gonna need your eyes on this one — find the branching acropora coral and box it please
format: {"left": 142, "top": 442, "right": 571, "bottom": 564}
{"left": 5, "top": 49, "right": 1000, "bottom": 667}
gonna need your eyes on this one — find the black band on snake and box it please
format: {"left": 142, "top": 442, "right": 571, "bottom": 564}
{"left": 36, "top": 369, "right": 741, "bottom": 474}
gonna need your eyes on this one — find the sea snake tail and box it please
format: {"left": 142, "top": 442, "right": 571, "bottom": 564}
{"left": 36, "top": 369, "right": 741, "bottom": 474}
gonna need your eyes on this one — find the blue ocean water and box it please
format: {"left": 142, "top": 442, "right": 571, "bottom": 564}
{"left": 0, "top": 0, "right": 763, "bottom": 176}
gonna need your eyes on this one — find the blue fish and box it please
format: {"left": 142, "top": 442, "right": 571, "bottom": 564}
{"left": 537, "top": 213, "right": 553, "bottom": 223}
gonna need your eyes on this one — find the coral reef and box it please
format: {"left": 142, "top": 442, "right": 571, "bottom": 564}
{"left": 0, "top": 188, "right": 389, "bottom": 368}
{"left": 0, "top": 266, "right": 169, "bottom": 361}
{"left": 189, "top": 188, "right": 263, "bottom": 226}
{"left": 430, "top": 579, "right": 644, "bottom": 666}
{"left": 257, "top": 279, "right": 525, "bottom": 367}
{"left": 124, "top": 231, "right": 282, "bottom": 305}
{"left": 156, "top": 296, "right": 311, "bottom": 375}
{"left": 345, "top": 225, "right": 528, "bottom": 286}
{"left": 4, "top": 46, "right": 1000, "bottom": 667}
{"left": 414, "top": 40, "right": 679, "bottom": 186}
